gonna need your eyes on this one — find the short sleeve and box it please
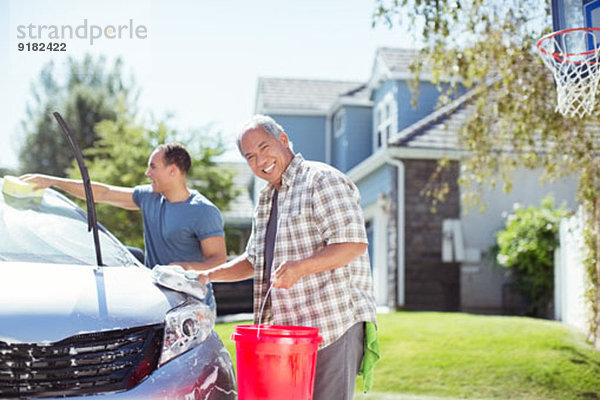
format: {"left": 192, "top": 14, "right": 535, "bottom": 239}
{"left": 312, "top": 170, "right": 367, "bottom": 245}
{"left": 132, "top": 185, "right": 150, "bottom": 208}
{"left": 194, "top": 204, "right": 224, "bottom": 240}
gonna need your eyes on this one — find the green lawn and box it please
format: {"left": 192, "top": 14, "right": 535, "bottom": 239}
{"left": 214, "top": 312, "right": 600, "bottom": 399}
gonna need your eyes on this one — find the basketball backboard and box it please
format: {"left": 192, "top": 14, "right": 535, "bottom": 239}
{"left": 552, "top": 0, "right": 600, "bottom": 31}
{"left": 551, "top": 0, "right": 600, "bottom": 53}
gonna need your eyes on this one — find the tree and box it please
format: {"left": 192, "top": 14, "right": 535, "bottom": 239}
{"left": 19, "top": 55, "right": 137, "bottom": 176}
{"left": 69, "top": 108, "right": 238, "bottom": 249}
{"left": 373, "top": 0, "right": 600, "bottom": 342}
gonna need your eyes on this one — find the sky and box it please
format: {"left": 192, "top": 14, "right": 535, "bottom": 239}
{"left": 0, "top": 0, "right": 413, "bottom": 170}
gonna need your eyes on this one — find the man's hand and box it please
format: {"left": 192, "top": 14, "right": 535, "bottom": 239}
{"left": 272, "top": 260, "right": 305, "bottom": 289}
{"left": 19, "top": 174, "right": 54, "bottom": 190}
{"left": 152, "top": 264, "right": 210, "bottom": 299}
{"left": 197, "top": 271, "right": 211, "bottom": 285}
{"left": 164, "top": 263, "right": 211, "bottom": 284}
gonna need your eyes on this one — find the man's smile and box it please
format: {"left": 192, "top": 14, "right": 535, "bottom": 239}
{"left": 263, "top": 163, "right": 275, "bottom": 174}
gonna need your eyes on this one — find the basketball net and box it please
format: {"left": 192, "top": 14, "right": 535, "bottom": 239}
{"left": 537, "top": 27, "right": 600, "bottom": 118}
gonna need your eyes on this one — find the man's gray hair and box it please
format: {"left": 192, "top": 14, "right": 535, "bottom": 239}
{"left": 236, "top": 115, "right": 285, "bottom": 154}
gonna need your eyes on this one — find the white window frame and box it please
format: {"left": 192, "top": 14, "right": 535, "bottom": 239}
{"left": 333, "top": 108, "right": 346, "bottom": 138}
{"left": 374, "top": 92, "right": 397, "bottom": 151}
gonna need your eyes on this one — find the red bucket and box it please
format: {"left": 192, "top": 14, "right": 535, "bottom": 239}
{"left": 231, "top": 325, "right": 323, "bottom": 400}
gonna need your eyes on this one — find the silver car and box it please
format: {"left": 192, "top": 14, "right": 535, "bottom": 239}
{"left": 0, "top": 177, "right": 237, "bottom": 399}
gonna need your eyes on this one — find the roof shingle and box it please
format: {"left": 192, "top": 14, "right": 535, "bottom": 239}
{"left": 376, "top": 47, "right": 421, "bottom": 72}
{"left": 389, "top": 89, "right": 477, "bottom": 151}
{"left": 258, "top": 78, "right": 365, "bottom": 112}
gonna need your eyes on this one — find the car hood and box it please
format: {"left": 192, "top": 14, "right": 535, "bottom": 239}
{"left": 0, "top": 262, "right": 186, "bottom": 344}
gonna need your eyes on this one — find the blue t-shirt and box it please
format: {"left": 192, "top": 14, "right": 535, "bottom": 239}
{"left": 132, "top": 185, "right": 224, "bottom": 268}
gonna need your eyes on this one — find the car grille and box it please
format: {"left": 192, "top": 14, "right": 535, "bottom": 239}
{"left": 0, "top": 324, "right": 163, "bottom": 398}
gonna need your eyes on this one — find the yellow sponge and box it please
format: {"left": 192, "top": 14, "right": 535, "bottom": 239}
{"left": 2, "top": 176, "right": 44, "bottom": 208}
{"left": 2, "top": 176, "right": 44, "bottom": 198}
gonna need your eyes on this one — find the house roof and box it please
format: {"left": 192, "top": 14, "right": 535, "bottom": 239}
{"left": 256, "top": 78, "right": 366, "bottom": 113}
{"left": 367, "top": 47, "right": 438, "bottom": 91}
{"left": 256, "top": 49, "right": 424, "bottom": 114}
{"left": 388, "top": 89, "right": 478, "bottom": 152}
{"left": 255, "top": 48, "right": 472, "bottom": 154}
{"left": 376, "top": 47, "right": 421, "bottom": 73}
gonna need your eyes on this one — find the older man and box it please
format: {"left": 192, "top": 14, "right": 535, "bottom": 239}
{"left": 199, "top": 115, "right": 377, "bottom": 399}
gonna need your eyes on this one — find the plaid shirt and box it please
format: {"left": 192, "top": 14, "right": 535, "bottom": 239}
{"left": 245, "top": 154, "right": 377, "bottom": 348}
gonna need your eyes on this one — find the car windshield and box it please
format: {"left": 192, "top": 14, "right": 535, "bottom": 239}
{"left": 0, "top": 179, "right": 138, "bottom": 266}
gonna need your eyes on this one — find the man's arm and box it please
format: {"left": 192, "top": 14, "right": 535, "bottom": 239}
{"left": 194, "top": 254, "right": 255, "bottom": 284}
{"left": 273, "top": 242, "right": 367, "bottom": 289}
{"left": 172, "top": 236, "right": 227, "bottom": 270}
{"left": 19, "top": 173, "right": 138, "bottom": 210}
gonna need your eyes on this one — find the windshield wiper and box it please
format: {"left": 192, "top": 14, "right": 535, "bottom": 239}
{"left": 53, "top": 112, "right": 103, "bottom": 267}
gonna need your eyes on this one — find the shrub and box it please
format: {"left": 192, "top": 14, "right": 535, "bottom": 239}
{"left": 496, "top": 196, "right": 570, "bottom": 317}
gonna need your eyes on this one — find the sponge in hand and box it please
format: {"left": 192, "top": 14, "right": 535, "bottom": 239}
{"left": 2, "top": 176, "right": 45, "bottom": 208}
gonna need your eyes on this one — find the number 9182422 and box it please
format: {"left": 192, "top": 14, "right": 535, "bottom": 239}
{"left": 18, "top": 42, "right": 66, "bottom": 51}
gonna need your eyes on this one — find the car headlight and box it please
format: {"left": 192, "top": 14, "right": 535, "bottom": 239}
{"left": 159, "top": 298, "right": 215, "bottom": 365}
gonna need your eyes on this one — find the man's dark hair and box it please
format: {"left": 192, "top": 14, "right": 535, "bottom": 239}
{"left": 157, "top": 143, "right": 191, "bottom": 174}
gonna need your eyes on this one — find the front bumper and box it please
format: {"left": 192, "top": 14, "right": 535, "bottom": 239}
{"left": 44, "top": 332, "right": 237, "bottom": 400}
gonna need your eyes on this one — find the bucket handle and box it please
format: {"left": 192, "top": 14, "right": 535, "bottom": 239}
{"left": 256, "top": 260, "right": 286, "bottom": 338}
{"left": 256, "top": 281, "right": 275, "bottom": 338}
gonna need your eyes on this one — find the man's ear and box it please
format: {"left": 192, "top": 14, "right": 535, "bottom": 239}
{"left": 279, "top": 132, "right": 290, "bottom": 147}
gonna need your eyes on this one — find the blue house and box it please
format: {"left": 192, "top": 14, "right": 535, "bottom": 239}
{"left": 251, "top": 47, "right": 578, "bottom": 313}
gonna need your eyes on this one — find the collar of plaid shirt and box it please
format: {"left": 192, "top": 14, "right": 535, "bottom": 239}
{"left": 277, "top": 151, "right": 303, "bottom": 191}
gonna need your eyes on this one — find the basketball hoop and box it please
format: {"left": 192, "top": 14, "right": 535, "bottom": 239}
{"left": 537, "top": 27, "right": 600, "bottom": 118}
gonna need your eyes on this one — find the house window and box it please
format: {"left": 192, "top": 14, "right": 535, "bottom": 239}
{"left": 374, "top": 92, "right": 396, "bottom": 151}
{"left": 333, "top": 109, "right": 345, "bottom": 138}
